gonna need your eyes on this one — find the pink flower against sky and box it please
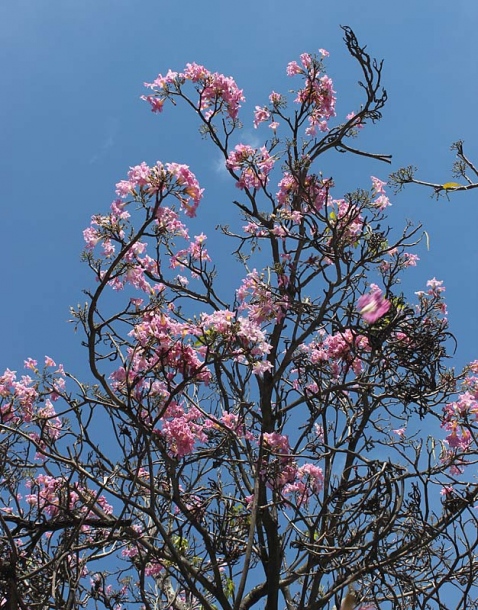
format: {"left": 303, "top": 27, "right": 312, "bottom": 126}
{"left": 346, "top": 111, "right": 364, "bottom": 129}
{"left": 253, "top": 105, "right": 270, "bottom": 128}
{"left": 226, "top": 144, "right": 275, "bottom": 190}
{"left": 286, "top": 61, "right": 303, "bottom": 76}
{"left": 403, "top": 253, "right": 419, "bottom": 267}
{"left": 371, "top": 176, "right": 387, "bottom": 194}
{"left": 357, "top": 285, "right": 391, "bottom": 324}
{"left": 143, "top": 63, "right": 245, "bottom": 121}
{"left": 269, "top": 91, "right": 282, "bottom": 105}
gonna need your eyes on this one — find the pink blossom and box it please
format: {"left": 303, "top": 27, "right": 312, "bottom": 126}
{"left": 440, "top": 485, "right": 454, "bottom": 496}
{"left": 226, "top": 144, "right": 256, "bottom": 171}
{"left": 357, "top": 286, "right": 391, "bottom": 324}
{"left": 0, "top": 368, "right": 16, "bottom": 391}
{"left": 102, "top": 239, "right": 115, "bottom": 258}
{"left": 346, "top": 111, "right": 364, "bottom": 129}
{"left": 252, "top": 360, "right": 273, "bottom": 376}
{"left": 236, "top": 270, "right": 288, "bottom": 325}
{"left": 24, "top": 358, "right": 38, "bottom": 371}
{"left": 426, "top": 277, "right": 445, "bottom": 294}
{"left": 263, "top": 432, "right": 290, "bottom": 455}
{"left": 262, "top": 433, "right": 297, "bottom": 489}
{"left": 253, "top": 105, "right": 270, "bottom": 128}
{"left": 219, "top": 412, "right": 242, "bottom": 434}
{"left": 314, "top": 424, "right": 324, "bottom": 441}
{"left": 243, "top": 221, "right": 267, "bottom": 236}
{"left": 128, "top": 162, "right": 151, "bottom": 187}
{"left": 155, "top": 206, "right": 189, "bottom": 239}
{"left": 326, "top": 199, "right": 364, "bottom": 248}
{"left": 295, "top": 74, "right": 336, "bottom": 133}
{"left": 468, "top": 361, "right": 478, "bottom": 374}
{"left": 371, "top": 176, "right": 387, "bottom": 194}
{"left": 300, "top": 53, "right": 312, "bottom": 69}
{"left": 403, "top": 253, "right": 419, "bottom": 267}
{"left": 443, "top": 423, "right": 471, "bottom": 450}
{"left": 283, "top": 463, "right": 324, "bottom": 506}
{"left": 372, "top": 194, "right": 391, "bottom": 210}
{"left": 286, "top": 61, "right": 303, "bottom": 76}
{"left": 159, "top": 406, "right": 207, "bottom": 458}
{"left": 141, "top": 95, "right": 165, "bottom": 113}
{"left": 83, "top": 227, "right": 101, "bottom": 250}
{"left": 115, "top": 179, "right": 135, "bottom": 198}
{"left": 297, "top": 463, "right": 323, "bottom": 493}
{"left": 276, "top": 172, "right": 330, "bottom": 211}
{"left": 198, "top": 71, "right": 245, "bottom": 120}
{"left": 226, "top": 144, "right": 275, "bottom": 190}
{"left": 144, "top": 68, "right": 179, "bottom": 90}
{"left": 166, "top": 162, "right": 204, "bottom": 217}
{"left": 144, "top": 65, "right": 244, "bottom": 120}
{"left": 183, "top": 62, "right": 209, "bottom": 82}
{"left": 145, "top": 561, "right": 163, "bottom": 577}
{"left": 271, "top": 224, "right": 287, "bottom": 237}
{"left": 269, "top": 91, "right": 282, "bottom": 105}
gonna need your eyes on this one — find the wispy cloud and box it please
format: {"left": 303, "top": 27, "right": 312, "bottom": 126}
{"left": 89, "top": 116, "right": 119, "bottom": 164}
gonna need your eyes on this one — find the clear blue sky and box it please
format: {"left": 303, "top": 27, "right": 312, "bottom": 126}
{"left": 1, "top": 0, "right": 477, "bottom": 378}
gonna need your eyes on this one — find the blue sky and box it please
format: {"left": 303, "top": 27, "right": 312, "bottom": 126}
{"left": 1, "top": 0, "right": 477, "bottom": 378}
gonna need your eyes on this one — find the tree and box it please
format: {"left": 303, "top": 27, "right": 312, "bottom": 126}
{"left": 1, "top": 27, "right": 477, "bottom": 610}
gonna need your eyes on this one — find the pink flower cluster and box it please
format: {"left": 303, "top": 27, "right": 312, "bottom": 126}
{"left": 143, "top": 62, "right": 245, "bottom": 120}
{"left": 442, "top": 363, "right": 478, "bottom": 455}
{"left": 283, "top": 463, "right": 324, "bottom": 506}
{"left": 25, "top": 474, "right": 113, "bottom": 519}
{"left": 90, "top": 233, "right": 159, "bottom": 294}
{"left": 170, "top": 233, "right": 211, "bottom": 271}
{"left": 0, "top": 358, "right": 64, "bottom": 446}
{"left": 415, "top": 278, "right": 447, "bottom": 316}
{"left": 286, "top": 52, "right": 336, "bottom": 136}
{"left": 226, "top": 144, "right": 275, "bottom": 190}
{"left": 198, "top": 308, "right": 273, "bottom": 375}
{"left": 261, "top": 433, "right": 324, "bottom": 506}
{"left": 379, "top": 250, "right": 420, "bottom": 275}
{"left": 370, "top": 176, "right": 391, "bottom": 210}
{"left": 114, "top": 161, "right": 204, "bottom": 218}
{"left": 276, "top": 172, "right": 332, "bottom": 212}
{"left": 111, "top": 311, "right": 212, "bottom": 396}
{"left": 158, "top": 404, "right": 208, "bottom": 458}
{"left": 83, "top": 163, "right": 208, "bottom": 294}
{"left": 236, "top": 269, "right": 289, "bottom": 325}
{"left": 217, "top": 411, "right": 254, "bottom": 440}
{"left": 357, "top": 285, "right": 391, "bottom": 324}
{"left": 253, "top": 51, "right": 335, "bottom": 135}
{"left": 156, "top": 401, "right": 258, "bottom": 459}
{"left": 262, "top": 432, "right": 297, "bottom": 488}
{"left": 328, "top": 199, "right": 365, "bottom": 247}
{"left": 300, "top": 329, "right": 371, "bottom": 378}
{"left": 253, "top": 105, "right": 270, "bottom": 129}
{"left": 155, "top": 206, "right": 189, "bottom": 240}
{"left": 253, "top": 99, "right": 280, "bottom": 131}
{"left": 84, "top": 167, "right": 199, "bottom": 287}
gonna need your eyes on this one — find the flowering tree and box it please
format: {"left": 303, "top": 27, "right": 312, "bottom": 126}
{"left": 1, "top": 27, "right": 478, "bottom": 610}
